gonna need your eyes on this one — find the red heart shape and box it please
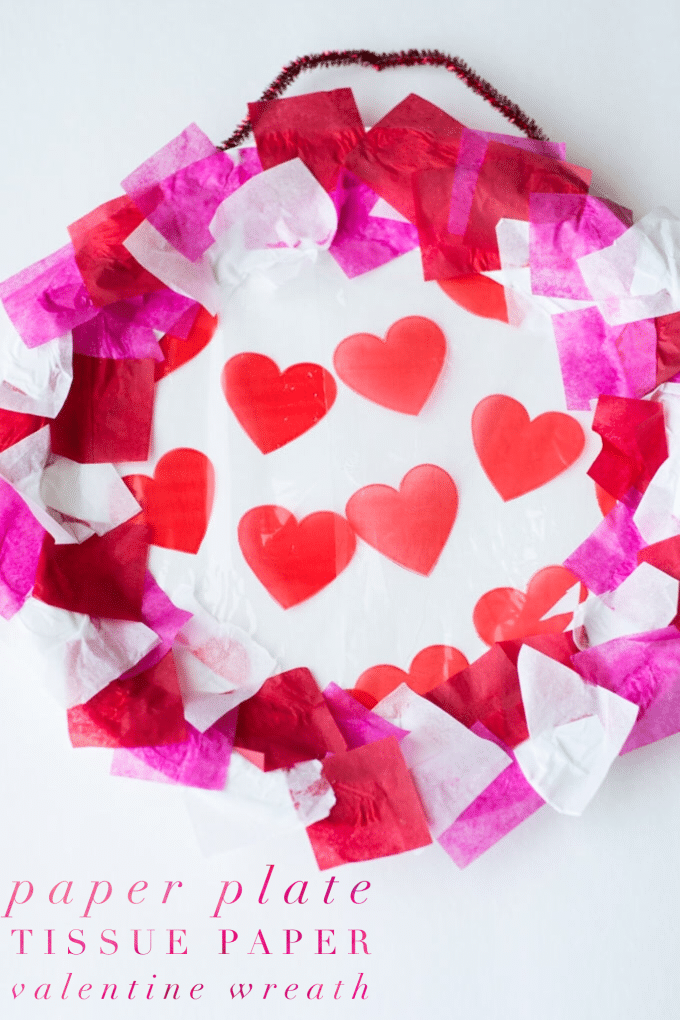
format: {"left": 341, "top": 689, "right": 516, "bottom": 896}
{"left": 333, "top": 316, "right": 447, "bottom": 414}
{"left": 595, "top": 481, "right": 617, "bottom": 517}
{"left": 238, "top": 506, "right": 356, "bottom": 608}
{"left": 222, "top": 353, "right": 337, "bottom": 453}
{"left": 472, "top": 394, "right": 585, "bottom": 500}
{"left": 438, "top": 275, "right": 508, "bottom": 323}
{"left": 473, "top": 565, "right": 582, "bottom": 645}
{"left": 354, "top": 645, "right": 470, "bottom": 703}
{"left": 155, "top": 306, "right": 218, "bottom": 382}
{"left": 123, "top": 448, "right": 215, "bottom": 554}
{"left": 346, "top": 464, "right": 458, "bottom": 575}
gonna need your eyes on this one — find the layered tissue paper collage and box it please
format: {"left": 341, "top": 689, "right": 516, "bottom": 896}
{"left": 2, "top": 82, "right": 680, "bottom": 874}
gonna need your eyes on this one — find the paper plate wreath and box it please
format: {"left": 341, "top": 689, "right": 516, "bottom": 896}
{"left": 2, "top": 50, "right": 680, "bottom": 869}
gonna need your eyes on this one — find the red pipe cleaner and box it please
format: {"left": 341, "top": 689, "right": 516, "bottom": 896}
{"left": 218, "top": 48, "right": 548, "bottom": 149}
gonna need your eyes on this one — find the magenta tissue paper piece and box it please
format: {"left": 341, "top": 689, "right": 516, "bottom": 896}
{"left": 328, "top": 170, "right": 419, "bottom": 278}
{"left": 572, "top": 628, "right": 680, "bottom": 752}
{"left": 72, "top": 291, "right": 197, "bottom": 360}
{"left": 564, "top": 502, "right": 646, "bottom": 596}
{"left": 552, "top": 305, "right": 635, "bottom": 410}
{"left": 236, "top": 147, "right": 264, "bottom": 182}
{"left": 122, "top": 124, "right": 217, "bottom": 212}
{"left": 111, "top": 709, "right": 237, "bottom": 789}
{"left": 0, "top": 477, "right": 46, "bottom": 619}
{"left": 119, "top": 572, "right": 193, "bottom": 680}
{"left": 119, "top": 289, "right": 197, "bottom": 333}
{"left": 447, "top": 129, "right": 566, "bottom": 236}
{"left": 614, "top": 318, "right": 658, "bottom": 399}
{"left": 529, "top": 193, "right": 631, "bottom": 299}
{"left": 322, "top": 682, "right": 409, "bottom": 749}
{"left": 72, "top": 303, "right": 161, "bottom": 360}
{"left": 0, "top": 244, "right": 97, "bottom": 348}
{"left": 163, "top": 301, "right": 202, "bottom": 341}
{"left": 127, "top": 151, "right": 238, "bottom": 263}
{"left": 437, "top": 723, "right": 544, "bottom": 868}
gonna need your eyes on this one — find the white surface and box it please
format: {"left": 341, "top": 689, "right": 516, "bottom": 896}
{"left": 1, "top": 2, "right": 680, "bottom": 1018}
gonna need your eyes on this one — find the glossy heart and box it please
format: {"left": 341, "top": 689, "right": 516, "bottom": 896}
{"left": 595, "top": 482, "right": 617, "bottom": 517}
{"left": 222, "top": 353, "right": 336, "bottom": 453}
{"left": 438, "top": 275, "right": 508, "bottom": 323}
{"left": 472, "top": 394, "right": 585, "bottom": 500}
{"left": 333, "top": 316, "right": 446, "bottom": 414}
{"left": 354, "top": 644, "right": 470, "bottom": 703}
{"left": 346, "top": 464, "right": 458, "bottom": 574}
{"left": 238, "top": 506, "right": 356, "bottom": 608}
{"left": 473, "top": 565, "right": 581, "bottom": 645}
{"left": 123, "top": 448, "right": 214, "bottom": 554}
{"left": 155, "top": 305, "right": 218, "bottom": 381}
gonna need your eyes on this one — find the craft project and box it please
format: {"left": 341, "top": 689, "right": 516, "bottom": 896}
{"left": 3, "top": 49, "right": 680, "bottom": 871}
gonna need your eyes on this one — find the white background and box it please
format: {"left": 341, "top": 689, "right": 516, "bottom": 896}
{"left": 1, "top": 1, "right": 680, "bottom": 1018}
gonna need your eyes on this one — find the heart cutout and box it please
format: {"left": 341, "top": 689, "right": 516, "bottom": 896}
{"left": 238, "top": 506, "right": 356, "bottom": 608}
{"left": 354, "top": 644, "right": 470, "bottom": 703}
{"left": 346, "top": 464, "right": 458, "bottom": 574}
{"left": 595, "top": 481, "right": 617, "bottom": 517}
{"left": 438, "top": 275, "right": 509, "bottom": 323}
{"left": 222, "top": 353, "right": 337, "bottom": 453}
{"left": 123, "top": 448, "right": 215, "bottom": 554}
{"left": 473, "top": 565, "right": 582, "bottom": 645}
{"left": 472, "top": 394, "right": 585, "bottom": 500}
{"left": 333, "top": 315, "right": 446, "bottom": 414}
{"left": 155, "top": 306, "right": 218, "bottom": 381}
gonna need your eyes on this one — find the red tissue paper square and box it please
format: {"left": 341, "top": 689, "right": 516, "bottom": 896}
{"left": 638, "top": 535, "right": 680, "bottom": 580}
{"left": 32, "top": 520, "right": 148, "bottom": 621}
{"left": 427, "top": 642, "right": 529, "bottom": 748}
{"left": 414, "top": 144, "right": 591, "bottom": 281}
{"left": 427, "top": 632, "right": 579, "bottom": 748}
{"left": 305, "top": 736, "right": 433, "bottom": 869}
{"left": 68, "top": 196, "right": 166, "bottom": 307}
{"left": 655, "top": 310, "right": 680, "bottom": 386}
{"left": 67, "top": 651, "right": 187, "bottom": 748}
{"left": 343, "top": 93, "right": 464, "bottom": 222}
{"left": 50, "top": 353, "right": 155, "bottom": 463}
{"left": 501, "top": 631, "right": 580, "bottom": 670}
{"left": 587, "top": 394, "right": 668, "bottom": 503}
{"left": 250, "top": 88, "right": 365, "bottom": 192}
{"left": 233, "top": 666, "right": 347, "bottom": 770}
{"left": 0, "top": 408, "right": 48, "bottom": 453}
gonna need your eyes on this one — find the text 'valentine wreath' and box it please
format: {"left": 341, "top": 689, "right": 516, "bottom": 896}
{"left": 2, "top": 49, "right": 680, "bottom": 869}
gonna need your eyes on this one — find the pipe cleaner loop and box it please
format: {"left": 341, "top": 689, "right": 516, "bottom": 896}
{"left": 218, "top": 48, "right": 548, "bottom": 149}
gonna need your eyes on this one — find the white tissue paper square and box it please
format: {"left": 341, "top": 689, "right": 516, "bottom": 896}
{"left": 572, "top": 561, "right": 679, "bottom": 648}
{"left": 374, "top": 682, "right": 510, "bottom": 837}
{"left": 513, "top": 645, "right": 638, "bottom": 814}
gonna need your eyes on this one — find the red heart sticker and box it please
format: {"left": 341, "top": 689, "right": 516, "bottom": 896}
{"left": 333, "top": 316, "right": 446, "bottom": 414}
{"left": 155, "top": 306, "right": 218, "bottom": 382}
{"left": 595, "top": 481, "right": 617, "bottom": 517}
{"left": 346, "top": 464, "right": 458, "bottom": 574}
{"left": 238, "top": 506, "right": 356, "bottom": 608}
{"left": 222, "top": 353, "right": 337, "bottom": 453}
{"left": 472, "top": 394, "right": 585, "bottom": 500}
{"left": 354, "top": 644, "right": 469, "bottom": 703}
{"left": 473, "top": 565, "right": 582, "bottom": 645}
{"left": 438, "top": 275, "right": 508, "bottom": 323}
{"left": 124, "top": 448, "right": 215, "bottom": 554}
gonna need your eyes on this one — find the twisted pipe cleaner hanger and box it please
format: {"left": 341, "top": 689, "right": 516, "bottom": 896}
{"left": 218, "top": 48, "right": 548, "bottom": 150}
